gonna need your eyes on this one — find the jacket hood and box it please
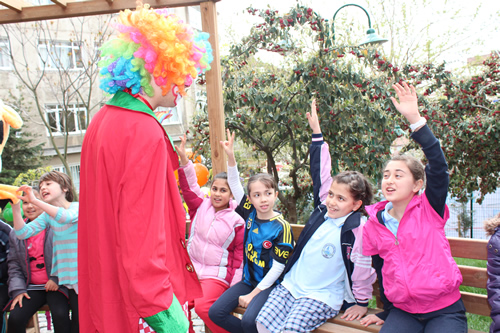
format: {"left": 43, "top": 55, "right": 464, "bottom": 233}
{"left": 484, "top": 213, "right": 500, "bottom": 236}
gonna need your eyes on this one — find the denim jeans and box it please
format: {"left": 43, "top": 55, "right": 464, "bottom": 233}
{"left": 208, "top": 281, "right": 274, "bottom": 333}
{"left": 380, "top": 298, "right": 467, "bottom": 333}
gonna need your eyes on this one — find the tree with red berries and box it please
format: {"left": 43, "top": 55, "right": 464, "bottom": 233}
{"left": 192, "top": 5, "right": 499, "bottom": 223}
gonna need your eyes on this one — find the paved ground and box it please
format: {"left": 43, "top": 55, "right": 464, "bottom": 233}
{"left": 36, "top": 310, "right": 206, "bottom": 332}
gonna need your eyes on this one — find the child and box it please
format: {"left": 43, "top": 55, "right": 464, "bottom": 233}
{"left": 12, "top": 171, "right": 79, "bottom": 333}
{"left": 484, "top": 213, "right": 500, "bottom": 333}
{"left": 7, "top": 186, "right": 71, "bottom": 333}
{"left": 255, "top": 99, "right": 376, "bottom": 333}
{"left": 359, "top": 82, "right": 467, "bottom": 332}
{"left": 175, "top": 134, "right": 245, "bottom": 333}
{"left": 0, "top": 216, "right": 11, "bottom": 330}
{"left": 208, "top": 130, "right": 294, "bottom": 333}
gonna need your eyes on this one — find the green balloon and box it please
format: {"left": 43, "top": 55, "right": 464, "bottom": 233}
{"left": 2, "top": 201, "right": 23, "bottom": 222}
{"left": 3, "top": 207, "right": 12, "bottom": 222}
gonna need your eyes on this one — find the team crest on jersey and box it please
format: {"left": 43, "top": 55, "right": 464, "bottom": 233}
{"left": 322, "top": 243, "right": 335, "bottom": 259}
{"left": 247, "top": 220, "right": 252, "bottom": 229}
{"left": 263, "top": 240, "right": 272, "bottom": 249}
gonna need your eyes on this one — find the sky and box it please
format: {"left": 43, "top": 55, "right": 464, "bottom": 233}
{"left": 213, "top": 0, "right": 500, "bottom": 69}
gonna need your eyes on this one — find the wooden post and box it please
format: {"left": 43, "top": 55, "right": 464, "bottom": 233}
{"left": 200, "top": 1, "right": 226, "bottom": 174}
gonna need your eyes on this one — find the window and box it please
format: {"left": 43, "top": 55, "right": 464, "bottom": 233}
{"left": 45, "top": 103, "right": 87, "bottom": 135}
{"left": 157, "top": 106, "right": 181, "bottom": 125}
{"left": 52, "top": 164, "right": 81, "bottom": 193}
{"left": 187, "top": 6, "right": 202, "bottom": 31}
{"left": 0, "top": 38, "right": 12, "bottom": 70}
{"left": 38, "top": 40, "right": 83, "bottom": 70}
{"left": 194, "top": 86, "right": 207, "bottom": 112}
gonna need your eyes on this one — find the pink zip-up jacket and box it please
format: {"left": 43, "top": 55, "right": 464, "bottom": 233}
{"left": 363, "top": 196, "right": 462, "bottom": 313}
{"left": 362, "top": 126, "right": 463, "bottom": 314}
{"left": 178, "top": 161, "right": 245, "bottom": 287}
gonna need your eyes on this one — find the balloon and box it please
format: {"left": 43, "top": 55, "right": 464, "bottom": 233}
{"left": 3, "top": 207, "right": 12, "bottom": 222}
{"left": 174, "top": 169, "right": 180, "bottom": 186}
{"left": 187, "top": 151, "right": 202, "bottom": 164}
{"left": 3, "top": 202, "right": 13, "bottom": 222}
{"left": 2, "top": 201, "right": 23, "bottom": 222}
{"left": 193, "top": 163, "right": 209, "bottom": 187}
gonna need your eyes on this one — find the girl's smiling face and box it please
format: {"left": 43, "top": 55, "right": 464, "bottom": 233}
{"left": 210, "top": 178, "right": 232, "bottom": 212}
{"left": 382, "top": 160, "right": 423, "bottom": 205}
{"left": 22, "top": 191, "right": 43, "bottom": 221}
{"left": 325, "top": 181, "right": 362, "bottom": 219}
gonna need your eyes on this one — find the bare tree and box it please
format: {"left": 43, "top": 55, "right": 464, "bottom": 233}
{"left": 1, "top": 15, "right": 114, "bottom": 195}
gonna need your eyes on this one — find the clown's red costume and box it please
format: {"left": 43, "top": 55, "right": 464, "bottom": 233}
{"left": 78, "top": 5, "right": 213, "bottom": 332}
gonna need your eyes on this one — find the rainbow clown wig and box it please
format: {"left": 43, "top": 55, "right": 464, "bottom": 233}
{"left": 98, "top": 4, "right": 213, "bottom": 97}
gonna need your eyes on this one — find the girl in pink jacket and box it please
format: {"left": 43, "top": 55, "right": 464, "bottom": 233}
{"left": 176, "top": 134, "right": 245, "bottom": 333}
{"left": 360, "top": 83, "right": 466, "bottom": 332}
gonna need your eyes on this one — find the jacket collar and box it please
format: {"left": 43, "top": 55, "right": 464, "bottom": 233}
{"left": 317, "top": 204, "right": 361, "bottom": 234}
{"left": 106, "top": 91, "right": 176, "bottom": 151}
{"left": 366, "top": 194, "right": 423, "bottom": 224}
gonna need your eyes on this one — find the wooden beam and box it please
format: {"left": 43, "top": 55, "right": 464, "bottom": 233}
{"left": 0, "top": 0, "right": 220, "bottom": 24}
{"left": 200, "top": 1, "right": 226, "bottom": 174}
{"left": 0, "top": 0, "right": 30, "bottom": 12}
{"left": 51, "top": 0, "right": 68, "bottom": 9}
{"left": 458, "top": 265, "right": 487, "bottom": 289}
{"left": 461, "top": 291, "right": 490, "bottom": 316}
{"left": 449, "top": 237, "right": 488, "bottom": 260}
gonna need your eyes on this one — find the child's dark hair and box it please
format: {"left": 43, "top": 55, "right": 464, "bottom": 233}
{"left": 39, "top": 171, "right": 75, "bottom": 202}
{"left": 212, "top": 172, "right": 228, "bottom": 184}
{"left": 386, "top": 155, "right": 425, "bottom": 183}
{"left": 247, "top": 173, "right": 277, "bottom": 194}
{"left": 332, "top": 171, "right": 373, "bottom": 215}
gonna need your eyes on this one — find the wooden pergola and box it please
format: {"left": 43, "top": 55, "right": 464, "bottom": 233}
{"left": 0, "top": 0, "right": 227, "bottom": 173}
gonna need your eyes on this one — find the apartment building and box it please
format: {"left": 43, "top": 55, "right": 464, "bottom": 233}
{"left": 0, "top": 5, "right": 206, "bottom": 191}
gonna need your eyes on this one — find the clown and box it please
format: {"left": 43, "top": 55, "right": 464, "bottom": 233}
{"left": 78, "top": 4, "right": 213, "bottom": 332}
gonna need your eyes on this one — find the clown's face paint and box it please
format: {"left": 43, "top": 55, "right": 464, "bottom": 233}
{"left": 172, "top": 86, "right": 183, "bottom": 106}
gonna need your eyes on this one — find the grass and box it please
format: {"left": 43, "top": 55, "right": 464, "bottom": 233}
{"left": 454, "top": 257, "right": 491, "bottom": 332}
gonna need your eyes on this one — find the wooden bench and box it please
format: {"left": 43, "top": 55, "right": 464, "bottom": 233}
{"left": 201, "top": 224, "right": 490, "bottom": 333}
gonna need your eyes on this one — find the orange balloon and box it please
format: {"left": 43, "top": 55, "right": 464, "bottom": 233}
{"left": 174, "top": 169, "right": 180, "bottom": 187}
{"left": 193, "top": 163, "right": 209, "bottom": 187}
{"left": 188, "top": 151, "right": 203, "bottom": 164}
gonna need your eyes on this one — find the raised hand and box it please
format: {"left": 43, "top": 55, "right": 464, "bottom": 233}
{"left": 220, "top": 129, "right": 237, "bottom": 167}
{"left": 174, "top": 134, "right": 189, "bottom": 166}
{"left": 306, "top": 98, "right": 321, "bottom": 134}
{"left": 390, "top": 82, "right": 421, "bottom": 124}
{"left": 17, "top": 185, "right": 36, "bottom": 203}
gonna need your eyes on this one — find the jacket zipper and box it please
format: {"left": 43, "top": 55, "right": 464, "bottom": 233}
{"left": 385, "top": 219, "right": 416, "bottom": 308}
{"left": 200, "top": 216, "right": 217, "bottom": 276}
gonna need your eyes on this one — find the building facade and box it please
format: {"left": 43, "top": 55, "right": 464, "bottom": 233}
{"left": 0, "top": 5, "right": 206, "bottom": 191}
